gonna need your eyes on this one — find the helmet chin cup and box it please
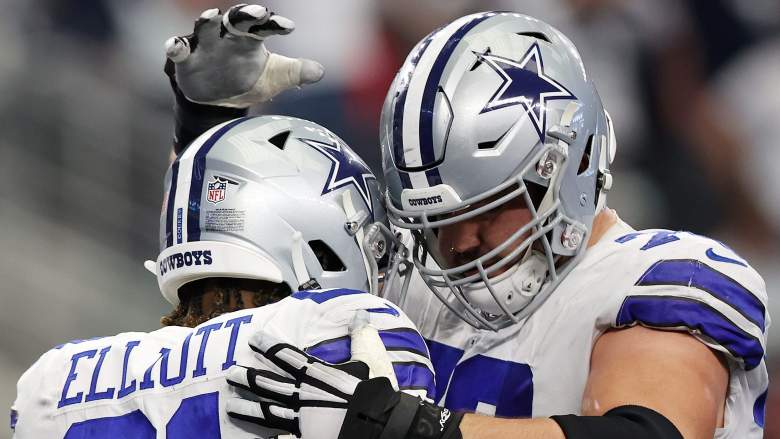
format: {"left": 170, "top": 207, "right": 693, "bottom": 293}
{"left": 461, "top": 251, "right": 548, "bottom": 317}
{"left": 513, "top": 251, "right": 548, "bottom": 298}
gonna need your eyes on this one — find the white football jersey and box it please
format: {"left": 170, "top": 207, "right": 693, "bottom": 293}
{"left": 11, "top": 289, "right": 434, "bottom": 439}
{"left": 392, "top": 221, "right": 769, "bottom": 438}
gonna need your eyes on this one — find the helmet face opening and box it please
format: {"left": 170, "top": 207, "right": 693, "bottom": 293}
{"left": 419, "top": 179, "right": 548, "bottom": 273}
{"left": 387, "top": 142, "right": 576, "bottom": 330}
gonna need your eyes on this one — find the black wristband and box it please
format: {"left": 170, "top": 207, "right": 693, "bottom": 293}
{"left": 407, "top": 402, "right": 463, "bottom": 439}
{"left": 164, "top": 59, "right": 248, "bottom": 154}
{"left": 551, "top": 405, "right": 683, "bottom": 439}
{"left": 338, "top": 378, "right": 463, "bottom": 439}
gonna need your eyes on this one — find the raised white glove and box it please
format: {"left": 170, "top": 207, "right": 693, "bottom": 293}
{"left": 165, "top": 3, "right": 324, "bottom": 108}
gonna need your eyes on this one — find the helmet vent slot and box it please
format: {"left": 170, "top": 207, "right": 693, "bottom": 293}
{"left": 268, "top": 130, "right": 291, "bottom": 150}
{"left": 477, "top": 127, "right": 511, "bottom": 150}
{"left": 517, "top": 31, "right": 550, "bottom": 43}
{"left": 578, "top": 135, "right": 595, "bottom": 175}
{"left": 470, "top": 47, "right": 492, "bottom": 71}
{"left": 308, "top": 240, "right": 346, "bottom": 272}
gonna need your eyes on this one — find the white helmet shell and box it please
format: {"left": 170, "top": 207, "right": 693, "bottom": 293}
{"left": 150, "top": 116, "right": 384, "bottom": 306}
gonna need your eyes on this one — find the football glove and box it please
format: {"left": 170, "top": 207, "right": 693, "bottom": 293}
{"left": 165, "top": 4, "right": 324, "bottom": 153}
{"left": 226, "top": 332, "right": 464, "bottom": 439}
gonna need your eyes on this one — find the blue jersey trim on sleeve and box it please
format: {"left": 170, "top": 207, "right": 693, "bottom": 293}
{"left": 366, "top": 304, "right": 400, "bottom": 317}
{"left": 637, "top": 259, "right": 765, "bottom": 331}
{"left": 304, "top": 336, "right": 350, "bottom": 362}
{"left": 616, "top": 295, "right": 764, "bottom": 370}
{"left": 378, "top": 329, "right": 430, "bottom": 357}
{"left": 291, "top": 288, "right": 364, "bottom": 304}
{"left": 614, "top": 230, "right": 680, "bottom": 249}
{"left": 305, "top": 329, "right": 434, "bottom": 397}
{"left": 392, "top": 362, "right": 435, "bottom": 396}
{"left": 9, "top": 409, "right": 17, "bottom": 431}
{"left": 754, "top": 389, "right": 767, "bottom": 428}
{"left": 305, "top": 328, "right": 430, "bottom": 361}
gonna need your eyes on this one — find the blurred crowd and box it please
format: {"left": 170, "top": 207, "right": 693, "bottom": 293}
{"left": 1, "top": 1, "right": 779, "bottom": 438}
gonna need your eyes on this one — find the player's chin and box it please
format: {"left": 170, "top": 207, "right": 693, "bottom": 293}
{"left": 460, "top": 252, "right": 523, "bottom": 281}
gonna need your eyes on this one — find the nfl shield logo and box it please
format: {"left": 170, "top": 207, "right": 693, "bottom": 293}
{"left": 207, "top": 177, "right": 227, "bottom": 204}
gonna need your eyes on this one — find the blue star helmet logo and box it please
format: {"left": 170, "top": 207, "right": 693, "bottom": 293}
{"left": 299, "top": 137, "right": 376, "bottom": 214}
{"left": 478, "top": 42, "right": 576, "bottom": 141}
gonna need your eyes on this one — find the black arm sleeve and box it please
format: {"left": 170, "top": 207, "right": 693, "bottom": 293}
{"left": 164, "top": 59, "right": 247, "bottom": 154}
{"left": 551, "top": 405, "right": 683, "bottom": 439}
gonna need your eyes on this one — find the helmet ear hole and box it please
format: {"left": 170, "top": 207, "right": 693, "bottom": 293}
{"left": 577, "top": 135, "right": 595, "bottom": 175}
{"left": 524, "top": 180, "right": 547, "bottom": 209}
{"left": 308, "top": 240, "right": 346, "bottom": 272}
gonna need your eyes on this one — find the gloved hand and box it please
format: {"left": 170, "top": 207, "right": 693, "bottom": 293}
{"left": 166, "top": 3, "right": 323, "bottom": 107}
{"left": 225, "top": 332, "right": 464, "bottom": 439}
{"left": 165, "top": 4, "right": 324, "bottom": 152}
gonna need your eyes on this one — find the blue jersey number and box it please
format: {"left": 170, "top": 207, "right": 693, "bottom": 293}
{"left": 64, "top": 392, "right": 220, "bottom": 438}
{"left": 427, "top": 339, "right": 533, "bottom": 417}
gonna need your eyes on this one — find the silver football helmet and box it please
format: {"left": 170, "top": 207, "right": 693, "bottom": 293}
{"left": 146, "top": 116, "right": 396, "bottom": 306}
{"left": 381, "top": 12, "right": 617, "bottom": 330}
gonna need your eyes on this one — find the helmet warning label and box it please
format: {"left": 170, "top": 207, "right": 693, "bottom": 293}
{"left": 205, "top": 208, "right": 246, "bottom": 233}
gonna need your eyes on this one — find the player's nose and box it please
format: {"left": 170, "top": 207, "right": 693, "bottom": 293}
{"left": 443, "top": 220, "right": 482, "bottom": 262}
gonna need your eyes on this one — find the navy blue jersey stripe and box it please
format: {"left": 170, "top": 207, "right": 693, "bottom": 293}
{"left": 378, "top": 328, "right": 429, "bottom": 357}
{"left": 391, "top": 32, "right": 437, "bottom": 169}
{"left": 291, "top": 288, "right": 364, "bottom": 304}
{"left": 636, "top": 259, "right": 765, "bottom": 331}
{"left": 305, "top": 338, "right": 434, "bottom": 398}
{"left": 418, "top": 13, "right": 494, "bottom": 168}
{"left": 393, "top": 361, "right": 435, "bottom": 397}
{"left": 616, "top": 295, "right": 764, "bottom": 370}
{"left": 305, "top": 328, "right": 429, "bottom": 361}
{"left": 186, "top": 117, "right": 250, "bottom": 242}
{"left": 165, "top": 160, "right": 181, "bottom": 248}
{"left": 425, "top": 338, "right": 464, "bottom": 404}
{"left": 305, "top": 336, "right": 350, "bottom": 362}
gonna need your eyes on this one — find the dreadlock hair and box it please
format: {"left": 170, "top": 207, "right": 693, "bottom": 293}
{"left": 161, "top": 277, "right": 292, "bottom": 327}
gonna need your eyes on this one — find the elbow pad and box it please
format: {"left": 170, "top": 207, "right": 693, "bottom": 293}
{"left": 551, "top": 405, "right": 683, "bottom": 439}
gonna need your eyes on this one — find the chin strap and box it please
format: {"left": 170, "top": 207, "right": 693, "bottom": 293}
{"left": 595, "top": 110, "right": 616, "bottom": 213}
{"left": 341, "top": 190, "right": 376, "bottom": 294}
{"left": 291, "top": 231, "right": 320, "bottom": 290}
{"left": 511, "top": 250, "right": 548, "bottom": 298}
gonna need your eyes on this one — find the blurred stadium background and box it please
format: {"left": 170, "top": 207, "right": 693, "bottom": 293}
{"left": 1, "top": 0, "right": 780, "bottom": 437}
